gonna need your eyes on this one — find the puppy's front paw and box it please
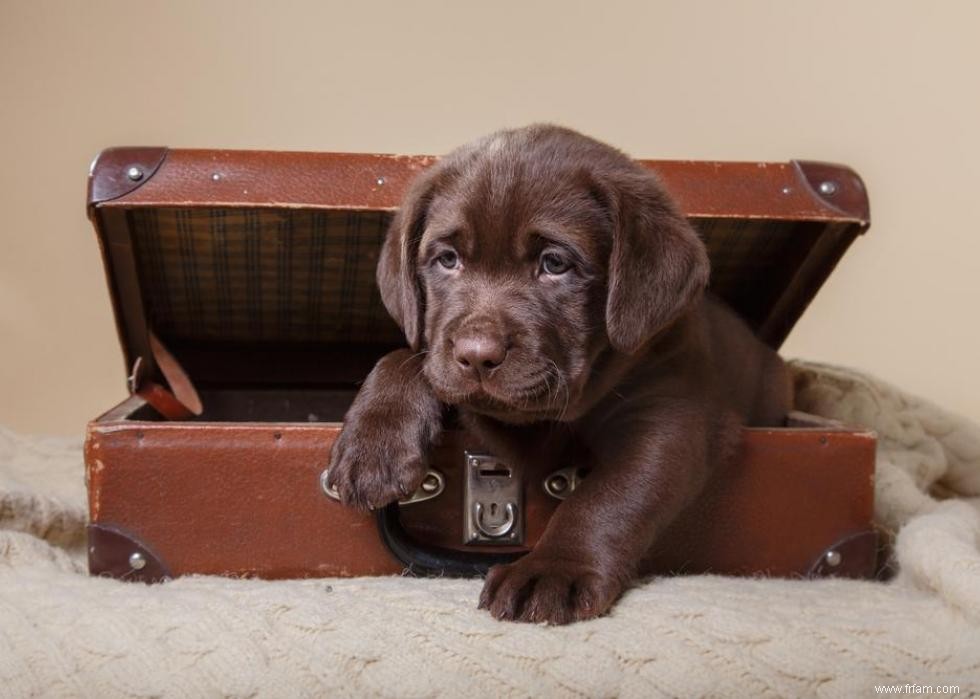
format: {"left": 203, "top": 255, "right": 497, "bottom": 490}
{"left": 326, "top": 412, "right": 428, "bottom": 511}
{"left": 478, "top": 553, "right": 624, "bottom": 625}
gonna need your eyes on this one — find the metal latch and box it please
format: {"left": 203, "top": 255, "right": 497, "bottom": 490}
{"left": 320, "top": 468, "right": 445, "bottom": 505}
{"left": 463, "top": 452, "right": 523, "bottom": 546}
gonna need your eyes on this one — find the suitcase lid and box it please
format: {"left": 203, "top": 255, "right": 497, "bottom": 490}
{"left": 87, "top": 147, "right": 870, "bottom": 399}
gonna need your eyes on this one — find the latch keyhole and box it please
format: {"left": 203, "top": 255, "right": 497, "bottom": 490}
{"left": 464, "top": 452, "right": 524, "bottom": 546}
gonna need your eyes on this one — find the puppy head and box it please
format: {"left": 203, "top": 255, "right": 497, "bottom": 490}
{"left": 378, "top": 125, "right": 709, "bottom": 421}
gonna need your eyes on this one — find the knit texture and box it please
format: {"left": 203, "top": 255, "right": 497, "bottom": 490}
{"left": 1, "top": 361, "right": 979, "bottom": 697}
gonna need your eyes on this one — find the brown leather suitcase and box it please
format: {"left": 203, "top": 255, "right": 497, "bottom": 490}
{"left": 84, "top": 148, "right": 877, "bottom": 582}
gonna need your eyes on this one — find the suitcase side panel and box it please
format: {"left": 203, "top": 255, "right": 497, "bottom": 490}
{"left": 86, "top": 421, "right": 403, "bottom": 578}
{"left": 647, "top": 427, "right": 877, "bottom": 577}
{"left": 87, "top": 410, "right": 876, "bottom": 580}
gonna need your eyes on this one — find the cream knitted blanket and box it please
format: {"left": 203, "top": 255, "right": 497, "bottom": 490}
{"left": 1, "top": 361, "right": 979, "bottom": 698}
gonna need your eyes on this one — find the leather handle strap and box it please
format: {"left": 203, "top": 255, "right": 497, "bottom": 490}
{"left": 148, "top": 333, "right": 202, "bottom": 415}
{"left": 129, "top": 332, "right": 203, "bottom": 420}
{"left": 376, "top": 504, "right": 525, "bottom": 577}
{"left": 133, "top": 377, "right": 197, "bottom": 420}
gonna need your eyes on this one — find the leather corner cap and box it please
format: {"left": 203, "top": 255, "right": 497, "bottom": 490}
{"left": 807, "top": 529, "right": 878, "bottom": 579}
{"left": 795, "top": 160, "right": 870, "bottom": 224}
{"left": 88, "top": 147, "right": 168, "bottom": 207}
{"left": 88, "top": 523, "right": 172, "bottom": 583}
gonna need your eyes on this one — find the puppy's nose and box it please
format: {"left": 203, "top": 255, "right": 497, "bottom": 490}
{"left": 453, "top": 335, "right": 508, "bottom": 376}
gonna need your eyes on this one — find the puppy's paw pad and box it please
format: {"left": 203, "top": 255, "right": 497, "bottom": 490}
{"left": 479, "top": 555, "right": 622, "bottom": 625}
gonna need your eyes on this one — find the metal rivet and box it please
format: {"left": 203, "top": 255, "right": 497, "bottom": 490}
{"left": 818, "top": 180, "right": 838, "bottom": 195}
{"left": 211, "top": 172, "right": 221, "bottom": 181}
{"left": 376, "top": 176, "right": 386, "bottom": 186}
{"left": 781, "top": 186, "right": 792, "bottom": 195}
{"left": 547, "top": 475, "right": 569, "bottom": 494}
{"left": 129, "top": 552, "right": 147, "bottom": 570}
{"left": 126, "top": 166, "right": 143, "bottom": 181}
{"left": 421, "top": 474, "right": 440, "bottom": 493}
{"left": 469, "top": 457, "right": 481, "bottom": 468}
{"left": 825, "top": 550, "right": 842, "bottom": 567}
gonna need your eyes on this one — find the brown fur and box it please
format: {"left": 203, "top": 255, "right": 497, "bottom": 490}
{"left": 327, "top": 125, "right": 791, "bottom": 625}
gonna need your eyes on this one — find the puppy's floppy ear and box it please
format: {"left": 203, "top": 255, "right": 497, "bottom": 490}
{"left": 596, "top": 168, "right": 710, "bottom": 355}
{"left": 377, "top": 168, "right": 441, "bottom": 350}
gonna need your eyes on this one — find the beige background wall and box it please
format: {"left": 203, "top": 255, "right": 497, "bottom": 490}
{"left": 1, "top": 1, "right": 977, "bottom": 437}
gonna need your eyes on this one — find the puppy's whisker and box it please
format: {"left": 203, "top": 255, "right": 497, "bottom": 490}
{"left": 542, "top": 369, "right": 556, "bottom": 410}
{"left": 398, "top": 349, "right": 429, "bottom": 371}
{"left": 546, "top": 359, "right": 571, "bottom": 422}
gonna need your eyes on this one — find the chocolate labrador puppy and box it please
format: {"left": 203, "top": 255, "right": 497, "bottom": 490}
{"left": 327, "top": 125, "right": 791, "bottom": 624}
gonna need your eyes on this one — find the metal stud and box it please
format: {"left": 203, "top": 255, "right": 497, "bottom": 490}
{"left": 376, "top": 176, "right": 386, "bottom": 186}
{"left": 211, "top": 172, "right": 222, "bottom": 181}
{"left": 547, "top": 474, "right": 569, "bottom": 495}
{"left": 818, "top": 180, "right": 838, "bottom": 196}
{"left": 129, "top": 552, "right": 147, "bottom": 571}
{"left": 824, "top": 550, "right": 842, "bottom": 567}
{"left": 126, "top": 166, "right": 143, "bottom": 181}
{"left": 542, "top": 466, "right": 581, "bottom": 500}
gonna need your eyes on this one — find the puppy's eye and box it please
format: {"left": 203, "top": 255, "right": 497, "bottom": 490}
{"left": 436, "top": 250, "right": 460, "bottom": 270}
{"left": 540, "top": 252, "right": 572, "bottom": 276}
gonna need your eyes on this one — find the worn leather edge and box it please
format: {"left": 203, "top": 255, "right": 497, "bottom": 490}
{"left": 91, "top": 149, "right": 870, "bottom": 223}
{"left": 88, "top": 522, "right": 172, "bottom": 583}
{"left": 794, "top": 160, "right": 871, "bottom": 226}
{"left": 87, "top": 147, "right": 168, "bottom": 210}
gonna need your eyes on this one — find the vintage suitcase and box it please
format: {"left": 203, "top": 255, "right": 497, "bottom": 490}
{"left": 84, "top": 148, "right": 877, "bottom": 582}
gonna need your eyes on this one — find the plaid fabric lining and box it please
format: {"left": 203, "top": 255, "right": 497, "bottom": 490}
{"left": 695, "top": 217, "right": 837, "bottom": 328}
{"left": 129, "top": 208, "right": 839, "bottom": 345}
{"left": 130, "top": 208, "right": 404, "bottom": 345}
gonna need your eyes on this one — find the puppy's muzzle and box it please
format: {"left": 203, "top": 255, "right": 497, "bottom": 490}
{"left": 452, "top": 332, "right": 509, "bottom": 380}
